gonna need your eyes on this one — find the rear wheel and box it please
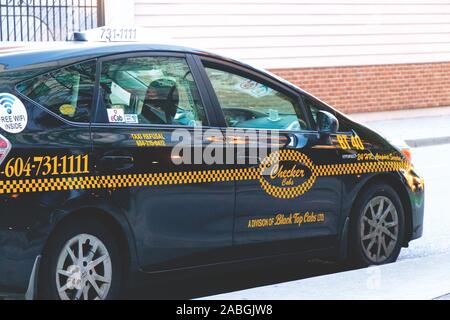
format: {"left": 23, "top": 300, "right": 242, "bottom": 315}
{"left": 349, "top": 183, "right": 405, "bottom": 266}
{"left": 40, "top": 220, "right": 123, "bottom": 300}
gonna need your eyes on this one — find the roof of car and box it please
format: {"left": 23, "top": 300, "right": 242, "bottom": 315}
{"left": 0, "top": 41, "right": 229, "bottom": 71}
{"left": 0, "top": 40, "right": 351, "bottom": 125}
{"left": 0, "top": 40, "right": 310, "bottom": 100}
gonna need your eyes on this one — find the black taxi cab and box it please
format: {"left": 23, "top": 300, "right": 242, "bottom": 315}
{"left": 0, "top": 40, "right": 424, "bottom": 300}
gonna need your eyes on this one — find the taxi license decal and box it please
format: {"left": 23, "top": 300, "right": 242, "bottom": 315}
{"left": 335, "top": 134, "right": 365, "bottom": 151}
{"left": 0, "top": 151, "right": 410, "bottom": 197}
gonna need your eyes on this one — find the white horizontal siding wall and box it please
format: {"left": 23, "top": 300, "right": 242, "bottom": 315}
{"left": 130, "top": 0, "right": 450, "bottom": 69}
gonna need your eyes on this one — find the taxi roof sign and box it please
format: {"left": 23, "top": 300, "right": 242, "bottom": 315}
{"left": 73, "top": 26, "right": 141, "bottom": 42}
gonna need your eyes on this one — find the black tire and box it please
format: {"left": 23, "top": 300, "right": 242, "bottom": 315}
{"left": 349, "top": 183, "right": 405, "bottom": 267}
{"left": 39, "top": 219, "right": 123, "bottom": 300}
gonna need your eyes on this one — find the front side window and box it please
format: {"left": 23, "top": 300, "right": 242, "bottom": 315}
{"left": 205, "top": 67, "right": 307, "bottom": 131}
{"left": 99, "top": 56, "right": 207, "bottom": 126}
{"left": 18, "top": 61, "right": 96, "bottom": 123}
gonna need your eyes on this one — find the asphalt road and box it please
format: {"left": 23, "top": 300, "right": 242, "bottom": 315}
{"left": 128, "top": 144, "right": 447, "bottom": 300}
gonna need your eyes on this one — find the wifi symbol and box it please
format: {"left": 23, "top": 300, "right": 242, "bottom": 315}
{"left": 0, "top": 94, "right": 16, "bottom": 115}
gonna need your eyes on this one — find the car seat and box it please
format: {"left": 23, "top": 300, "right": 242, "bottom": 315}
{"left": 142, "top": 79, "right": 179, "bottom": 124}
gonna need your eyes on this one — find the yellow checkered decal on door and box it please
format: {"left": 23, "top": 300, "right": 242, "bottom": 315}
{"left": 95, "top": 168, "right": 260, "bottom": 188}
{"left": 259, "top": 149, "right": 318, "bottom": 199}
{"left": 0, "top": 176, "right": 102, "bottom": 194}
{"left": 313, "top": 161, "right": 408, "bottom": 177}
{"left": 257, "top": 150, "right": 409, "bottom": 199}
{"left": 0, "top": 150, "right": 409, "bottom": 198}
{"left": 0, "top": 168, "right": 258, "bottom": 195}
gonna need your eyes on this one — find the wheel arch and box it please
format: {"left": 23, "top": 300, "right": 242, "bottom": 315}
{"left": 37, "top": 206, "right": 137, "bottom": 297}
{"left": 349, "top": 173, "right": 413, "bottom": 246}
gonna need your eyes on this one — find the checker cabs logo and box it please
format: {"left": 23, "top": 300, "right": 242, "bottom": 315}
{"left": 259, "top": 150, "right": 317, "bottom": 199}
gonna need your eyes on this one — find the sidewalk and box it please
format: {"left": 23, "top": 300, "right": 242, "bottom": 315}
{"left": 200, "top": 253, "right": 450, "bottom": 300}
{"left": 348, "top": 106, "right": 450, "bottom": 148}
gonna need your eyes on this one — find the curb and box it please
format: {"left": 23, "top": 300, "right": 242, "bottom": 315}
{"left": 434, "top": 293, "right": 450, "bottom": 300}
{"left": 349, "top": 106, "right": 450, "bottom": 123}
{"left": 405, "top": 136, "right": 450, "bottom": 148}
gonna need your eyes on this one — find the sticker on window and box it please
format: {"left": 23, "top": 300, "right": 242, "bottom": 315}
{"left": 0, "top": 93, "right": 28, "bottom": 133}
{"left": 125, "top": 114, "right": 139, "bottom": 124}
{"left": 235, "top": 80, "right": 273, "bottom": 98}
{"left": 107, "top": 108, "right": 125, "bottom": 123}
{"left": 110, "top": 82, "right": 131, "bottom": 105}
{"left": 59, "top": 104, "right": 76, "bottom": 117}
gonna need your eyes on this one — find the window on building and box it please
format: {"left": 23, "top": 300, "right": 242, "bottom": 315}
{"left": 18, "top": 60, "right": 96, "bottom": 123}
{"left": 205, "top": 67, "right": 307, "bottom": 131}
{"left": 99, "top": 56, "right": 207, "bottom": 126}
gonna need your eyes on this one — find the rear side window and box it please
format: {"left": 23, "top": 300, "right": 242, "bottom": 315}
{"left": 18, "top": 60, "right": 96, "bottom": 123}
{"left": 99, "top": 56, "right": 207, "bottom": 126}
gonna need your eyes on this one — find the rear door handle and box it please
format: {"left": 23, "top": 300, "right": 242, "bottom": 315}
{"left": 99, "top": 155, "right": 134, "bottom": 172}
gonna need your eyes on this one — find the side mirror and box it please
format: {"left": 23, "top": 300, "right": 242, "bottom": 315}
{"left": 316, "top": 111, "right": 339, "bottom": 135}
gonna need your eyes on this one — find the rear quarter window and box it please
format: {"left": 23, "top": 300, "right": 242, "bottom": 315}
{"left": 17, "top": 60, "right": 96, "bottom": 123}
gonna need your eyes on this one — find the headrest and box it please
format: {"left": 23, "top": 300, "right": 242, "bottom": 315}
{"left": 144, "top": 79, "right": 179, "bottom": 122}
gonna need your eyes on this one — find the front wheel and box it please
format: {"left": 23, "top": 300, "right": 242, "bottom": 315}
{"left": 349, "top": 183, "right": 405, "bottom": 266}
{"left": 39, "top": 220, "right": 123, "bottom": 300}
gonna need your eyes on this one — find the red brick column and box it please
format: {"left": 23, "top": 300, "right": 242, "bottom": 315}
{"left": 270, "top": 62, "right": 450, "bottom": 114}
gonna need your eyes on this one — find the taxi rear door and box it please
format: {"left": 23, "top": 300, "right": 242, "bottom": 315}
{"left": 90, "top": 52, "right": 235, "bottom": 271}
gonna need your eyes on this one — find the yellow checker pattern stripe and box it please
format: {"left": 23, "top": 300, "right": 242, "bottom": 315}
{"left": 257, "top": 150, "right": 409, "bottom": 199}
{"left": 313, "top": 161, "right": 408, "bottom": 177}
{"left": 0, "top": 168, "right": 258, "bottom": 195}
{"left": 0, "top": 152, "right": 410, "bottom": 197}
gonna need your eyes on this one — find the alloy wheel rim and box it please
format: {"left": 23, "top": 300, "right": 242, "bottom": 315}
{"left": 360, "top": 196, "right": 399, "bottom": 263}
{"left": 55, "top": 234, "right": 112, "bottom": 300}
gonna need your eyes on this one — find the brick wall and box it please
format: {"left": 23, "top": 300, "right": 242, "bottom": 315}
{"left": 270, "top": 62, "right": 450, "bottom": 114}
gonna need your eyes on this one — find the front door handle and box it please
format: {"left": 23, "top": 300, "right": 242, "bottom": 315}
{"left": 99, "top": 155, "right": 134, "bottom": 172}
